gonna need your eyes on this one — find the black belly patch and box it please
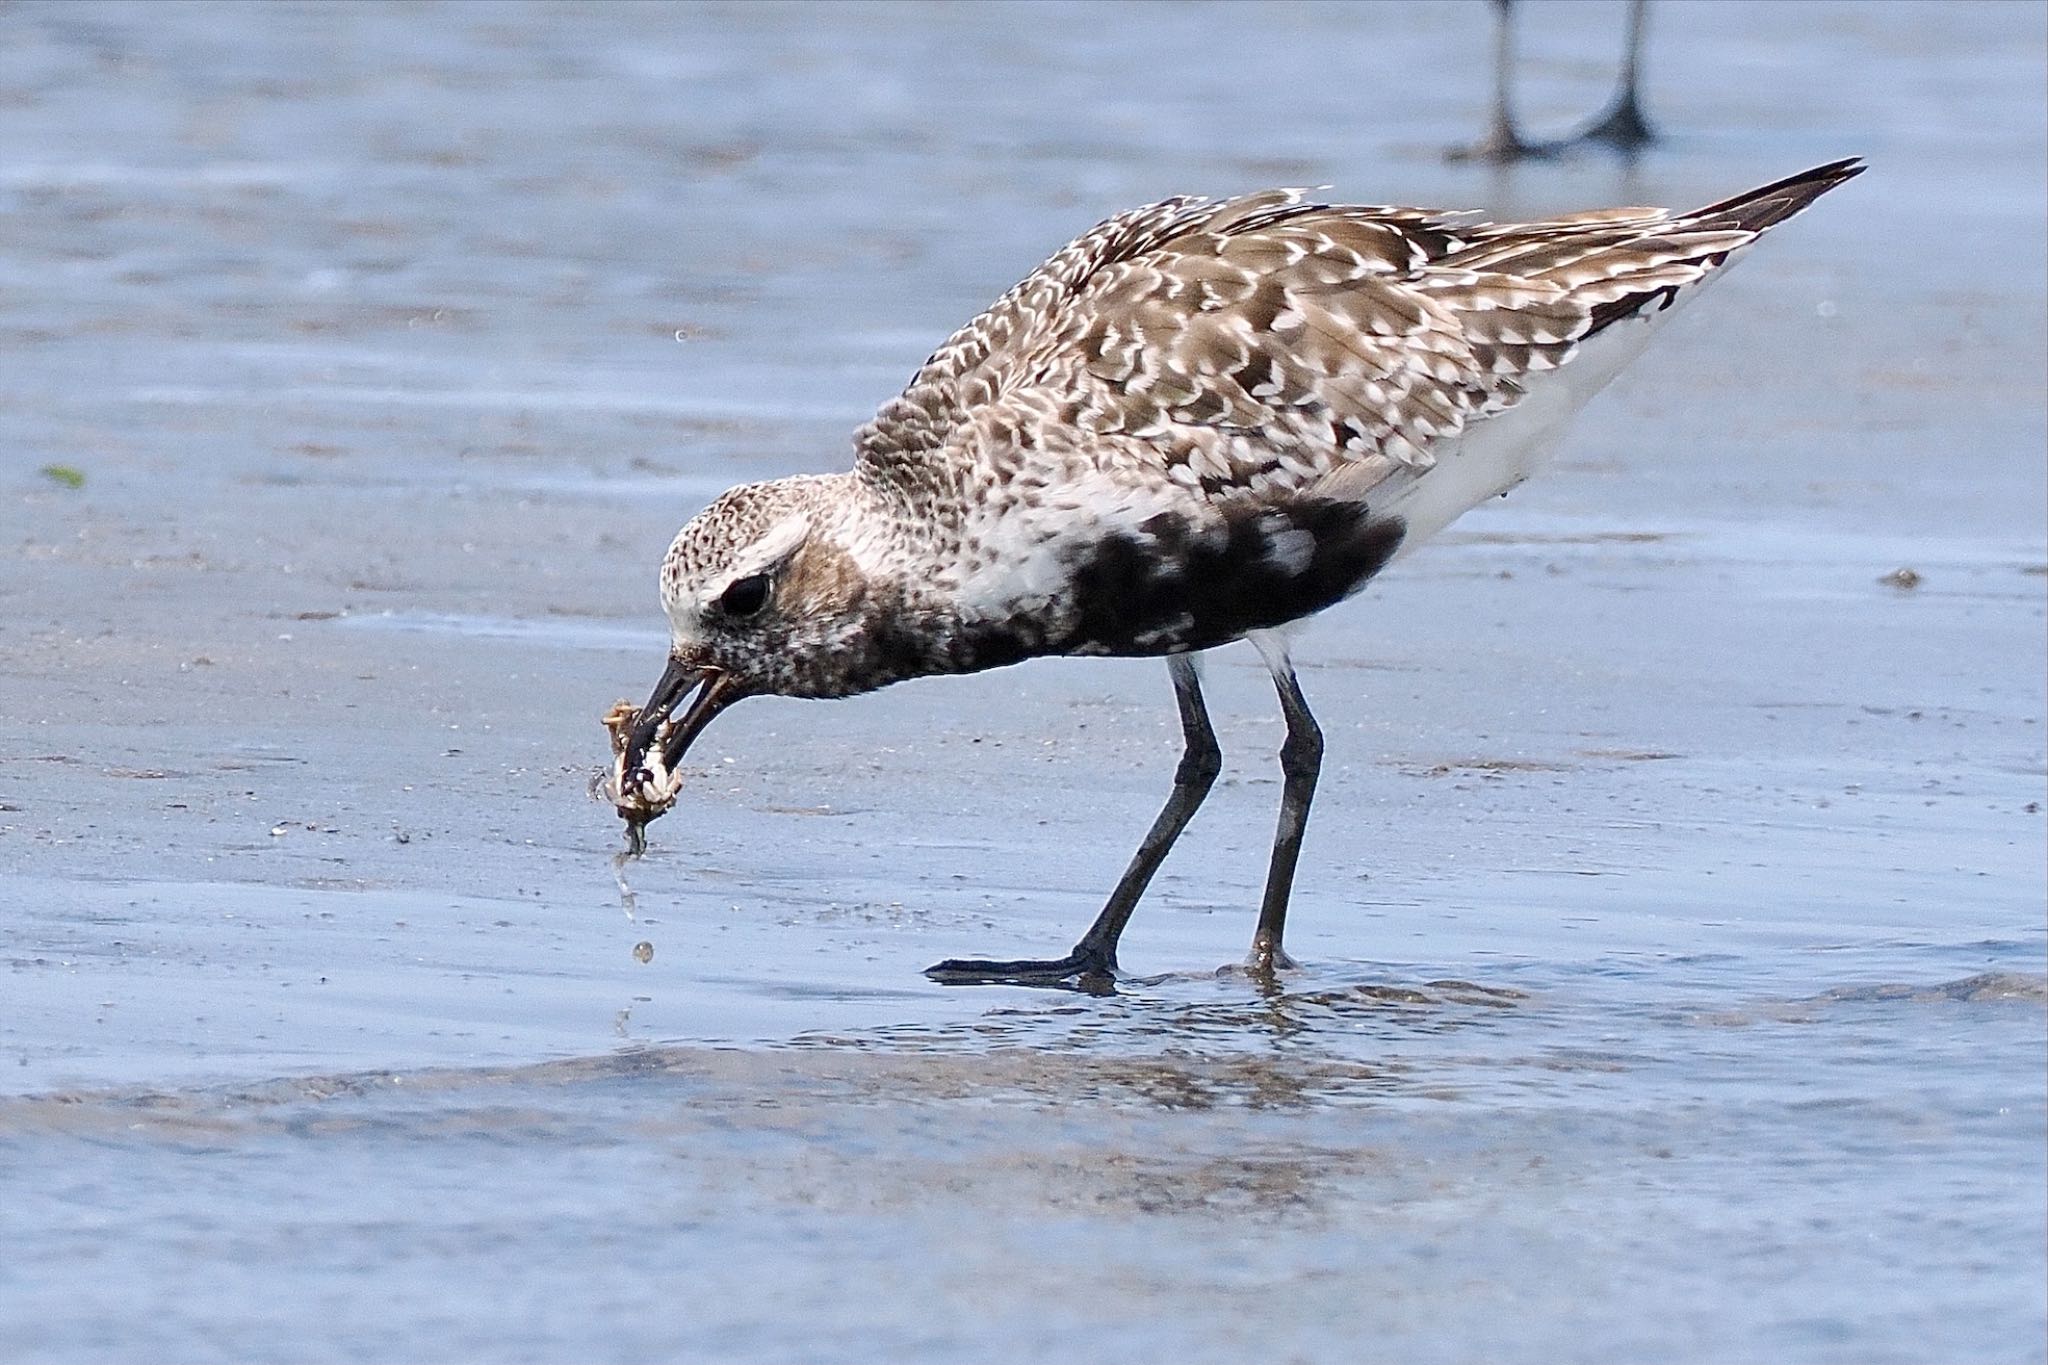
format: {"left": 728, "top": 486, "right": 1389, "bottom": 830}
{"left": 1058, "top": 500, "right": 1406, "bottom": 656}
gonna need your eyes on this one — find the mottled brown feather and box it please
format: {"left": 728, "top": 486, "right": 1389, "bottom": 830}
{"left": 853, "top": 160, "right": 1863, "bottom": 522}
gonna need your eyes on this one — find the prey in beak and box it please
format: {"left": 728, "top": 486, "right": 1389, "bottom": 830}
{"left": 605, "top": 655, "right": 740, "bottom": 854}
{"left": 607, "top": 475, "right": 842, "bottom": 854}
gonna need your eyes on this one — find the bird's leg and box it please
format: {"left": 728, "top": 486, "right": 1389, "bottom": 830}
{"left": 1447, "top": 0, "right": 1555, "bottom": 163}
{"left": 1247, "top": 634, "right": 1321, "bottom": 981}
{"left": 926, "top": 653, "right": 1220, "bottom": 989}
{"left": 1573, "top": 0, "right": 1657, "bottom": 150}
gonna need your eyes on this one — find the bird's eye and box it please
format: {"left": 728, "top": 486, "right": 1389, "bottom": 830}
{"left": 716, "top": 573, "right": 771, "bottom": 618}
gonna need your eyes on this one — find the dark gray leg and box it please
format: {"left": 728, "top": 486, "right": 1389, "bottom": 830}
{"left": 1248, "top": 634, "right": 1321, "bottom": 976}
{"left": 1447, "top": 0, "right": 1555, "bottom": 163}
{"left": 927, "top": 653, "right": 1221, "bottom": 988}
{"left": 1575, "top": 0, "right": 1657, "bottom": 149}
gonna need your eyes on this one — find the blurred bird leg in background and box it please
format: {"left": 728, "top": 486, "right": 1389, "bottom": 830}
{"left": 1574, "top": 0, "right": 1658, "bottom": 150}
{"left": 1449, "top": 0, "right": 1553, "bottom": 162}
{"left": 1449, "top": 0, "right": 1657, "bottom": 163}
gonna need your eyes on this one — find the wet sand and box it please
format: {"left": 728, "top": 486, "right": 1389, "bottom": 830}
{"left": 2, "top": 2, "right": 2044, "bottom": 1361}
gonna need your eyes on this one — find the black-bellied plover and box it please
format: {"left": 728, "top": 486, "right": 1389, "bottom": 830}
{"left": 611, "top": 159, "right": 1862, "bottom": 988}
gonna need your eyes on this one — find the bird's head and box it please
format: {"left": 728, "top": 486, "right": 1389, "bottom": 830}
{"left": 613, "top": 475, "right": 886, "bottom": 815}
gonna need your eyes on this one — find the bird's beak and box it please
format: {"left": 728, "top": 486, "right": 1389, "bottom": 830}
{"left": 620, "top": 655, "right": 739, "bottom": 797}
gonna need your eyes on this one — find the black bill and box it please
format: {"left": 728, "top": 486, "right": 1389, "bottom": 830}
{"left": 617, "top": 655, "right": 739, "bottom": 816}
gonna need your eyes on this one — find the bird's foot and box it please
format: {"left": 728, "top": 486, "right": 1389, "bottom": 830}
{"left": 1239, "top": 942, "right": 1302, "bottom": 995}
{"left": 1572, "top": 95, "right": 1657, "bottom": 151}
{"left": 925, "top": 946, "right": 1118, "bottom": 994}
{"left": 1445, "top": 129, "right": 1561, "bottom": 164}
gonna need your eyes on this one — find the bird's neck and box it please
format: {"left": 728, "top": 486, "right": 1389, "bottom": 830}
{"left": 758, "top": 472, "right": 1043, "bottom": 696}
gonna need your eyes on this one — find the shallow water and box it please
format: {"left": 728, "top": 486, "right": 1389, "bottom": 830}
{"left": 2, "top": 2, "right": 2044, "bottom": 1361}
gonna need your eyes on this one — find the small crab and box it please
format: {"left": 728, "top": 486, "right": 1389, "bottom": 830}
{"left": 603, "top": 698, "right": 681, "bottom": 854}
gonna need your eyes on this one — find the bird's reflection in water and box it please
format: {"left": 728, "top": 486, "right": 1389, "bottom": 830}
{"left": 782, "top": 971, "right": 1533, "bottom": 1111}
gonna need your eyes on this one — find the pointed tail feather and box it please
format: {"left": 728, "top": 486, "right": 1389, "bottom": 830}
{"left": 1681, "top": 157, "right": 1866, "bottom": 234}
{"left": 1582, "top": 158, "right": 1864, "bottom": 336}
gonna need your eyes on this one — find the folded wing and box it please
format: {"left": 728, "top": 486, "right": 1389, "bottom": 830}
{"left": 854, "top": 160, "right": 1862, "bottom": 523}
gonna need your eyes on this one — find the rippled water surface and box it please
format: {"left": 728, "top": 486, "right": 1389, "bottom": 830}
{"left": 2, "top": 3, "right": 2043, "bottom": 1362}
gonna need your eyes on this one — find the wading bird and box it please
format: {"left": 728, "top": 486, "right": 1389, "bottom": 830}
{"left": 612, "top": 160, "right": 1862, "bottom": 988}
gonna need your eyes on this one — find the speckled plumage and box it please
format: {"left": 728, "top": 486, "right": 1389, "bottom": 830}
{"left": 616, "top": 160, "right": 1862, "bottom": 979}
{"left": 643, "top": 159, "right": 1859, "bottom": 700}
